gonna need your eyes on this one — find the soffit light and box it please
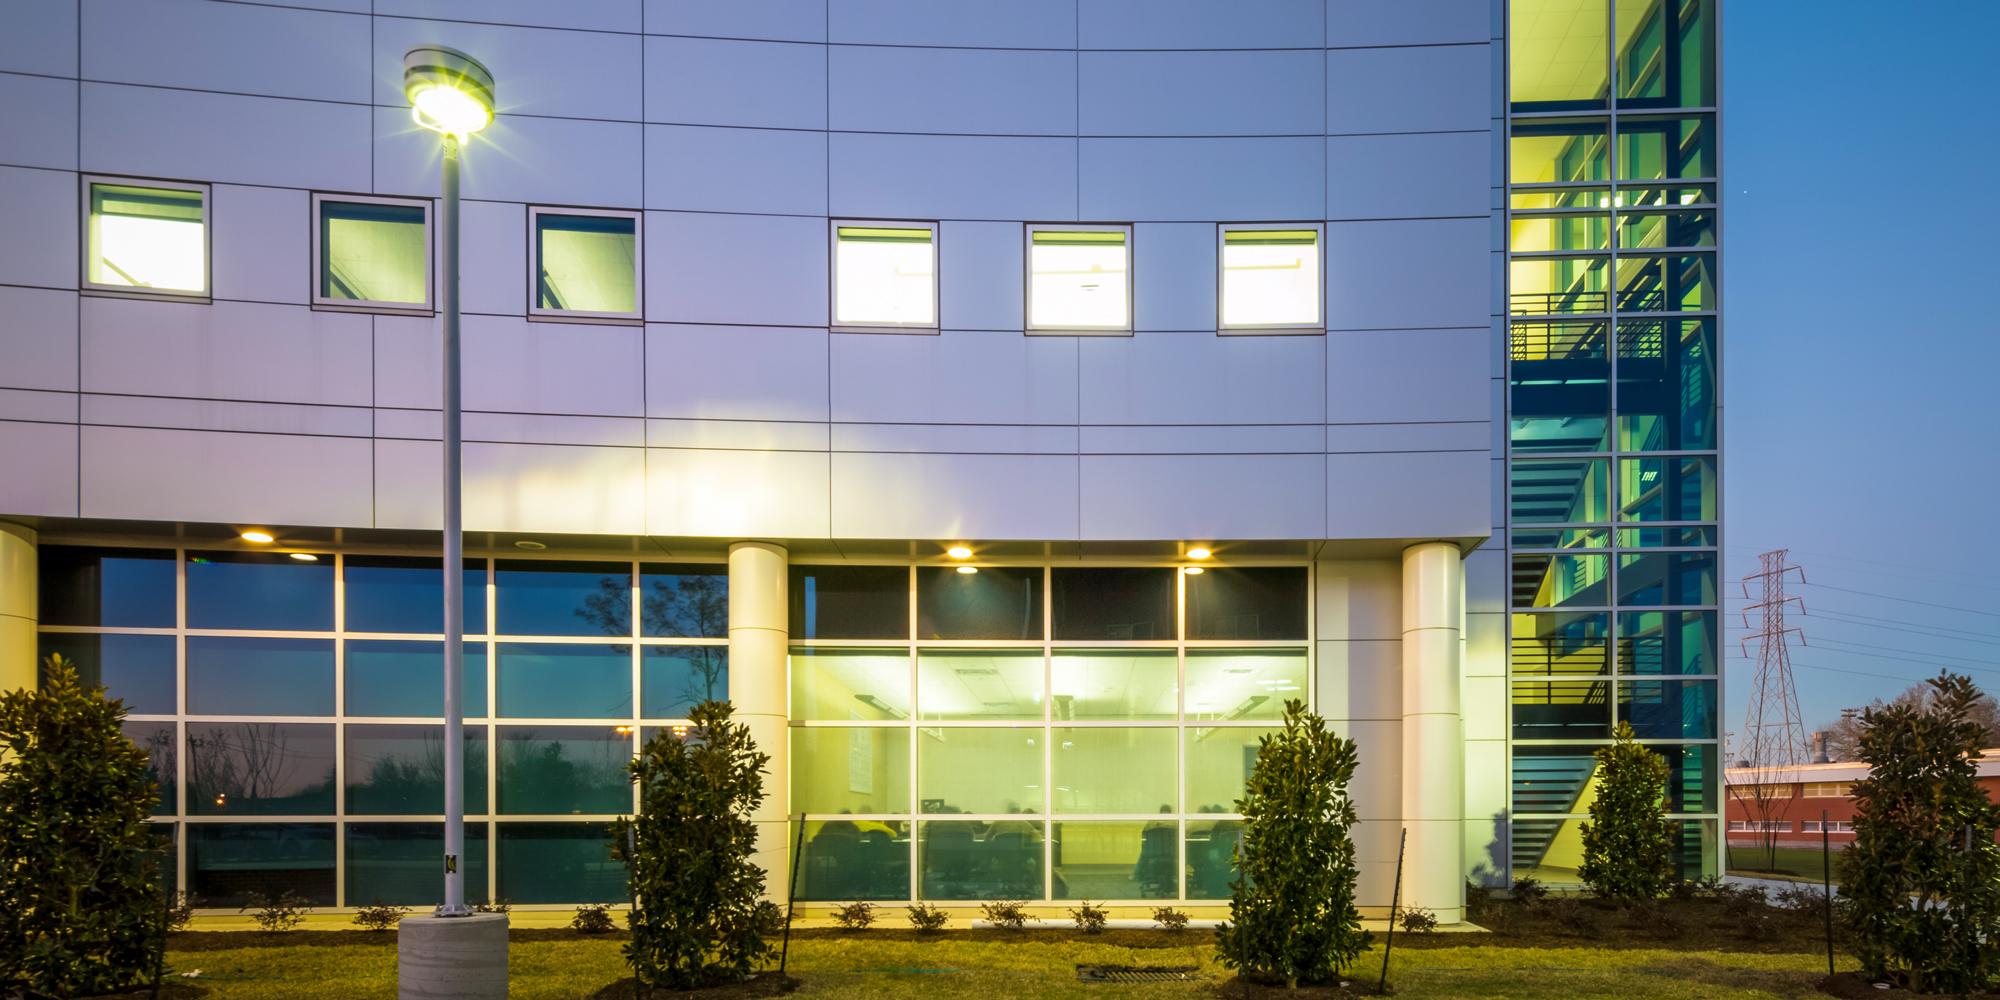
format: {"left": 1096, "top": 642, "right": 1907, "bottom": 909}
{"left": 239, "top": 530, "right": 274, "bottom": 544}
{"left": 946, "top": 545, "right": 973, "bottom": 559}
{"left": 513, "top": 540, "right": 547, "bottom": 551}
{"left": 1186, "top": 546, "right": 1212, "bottom": 560}
{"left": 403, "top": 45, "right": 495, "bottom": 140}
{"left": 956, "top": 566, "right": 979, "bottom": 575}
{"left": 1182, "top": 566, "right": 1205, "bottom": 576}
{"left": 289, "top": 552, "right": 319, "bottom": 562}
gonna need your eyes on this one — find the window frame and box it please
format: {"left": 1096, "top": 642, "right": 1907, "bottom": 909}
{"left": 310, "top": 191, "right": 435, "bottom": 316}
{"left": 829, "top": 218, "right": 941, "bottom": 335}
{"left": 1215, "top": 222, "right": 1325, "bottom": 335}
{"left": 526, "top": 205, "right": 644, "bottom": 325}
{"left": 1023, "top": 222, "right": 1134, "bottom": 336}
{"left": 79, "top": 174, "right": 212, "bottom": 302}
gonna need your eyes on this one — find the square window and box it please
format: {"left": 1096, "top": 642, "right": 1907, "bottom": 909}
{"left": 82, "top": 177, "right": 209, "bottom": 297}
{"left": 832, "top": 221, "right": 937, "bottom": 331}
{"left": 1026, "top": 225, "right": 1130, "bottom": 333}
{"left": 313, "top": 194, "right": 431, "bottom": 312}
{"left": 529, "top": 208, "right": 641, "bottom": 320}
{"left": 1219, "top": 225, "right": 1322, "bottom": 331}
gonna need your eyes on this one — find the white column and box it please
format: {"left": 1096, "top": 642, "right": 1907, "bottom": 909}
{"left": 0, "top": 523, "right": 35, "bottom": 694}
{"left": 727, "top": 541, "right": 790, "bottom": 899}
{"left": 1400, "top": 541, "right": 1464, "bottom": 923}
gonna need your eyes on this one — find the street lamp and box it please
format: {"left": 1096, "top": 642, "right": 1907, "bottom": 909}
{"left": 404, "top": 44, "right": 493, "bottom": 921}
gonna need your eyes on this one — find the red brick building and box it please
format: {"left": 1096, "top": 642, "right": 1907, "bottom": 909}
{"left": 1724, "top": 753, "right": 2000, "bottom": 851}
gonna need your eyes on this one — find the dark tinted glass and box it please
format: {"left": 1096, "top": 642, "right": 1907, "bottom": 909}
{"left": 186, "top": 551, "right": 333, "bottom": 630}
{"left": 495, "top": 560, "right": 628, "bottom": 637}
{"left": 345, "top": 724, "right": 487, "bottom": 815}
{"left": 1185, "top": 567, "right": 1307, "bottom": 640}
{"left": 347, "top": 822, "right": 489, "bottom": 906}
{"left": 917, "top": 566, "right": 1043, "bottom": 640}
{"left": 123, "top": 720, "right": 177, "bottom": 816}
{"left": 1186, "top": 818, "right": 1244, "bottom": 899}
{"left": 1511, "top": 745, "right": 1599, "bottom": 813}
{"left": 797, "top": 819, "right": 911, "bottom": 901}
{"left": 188, "top": 823, "right": 336, "bottom": 906}
{"left": 1618, "top": 678, "right": 1715, "bottom": 739}
{"left": 1617, "top": 610, "right": 1716, "bottom": 675}
{"left": 344, "top": 640, "right": 488, "bottom": 717}
{"left": 39, "top": 545, "right": 175, "bottom": 627}
{"left": 1051, "top": 568, "right": 1174, "bottom": 640}
{"left": 1616, "top": 551, "right": 1716, "bottom": 606}
{"left": 40, "top": 633, "right": 176, "bottom": 714}
{"left": 496, "top": 643, "right": 630, "bottom": 718}
{"left": 345, "top": 556, "right": 488, "bottom": 634}
{"left": 497, "top": 822, "right": 625, "bottom": 903}
{"left": 1511, "top": 678, "right": 1612, "bottom": 739}
{"left": 495, "top": 727, "right": 632, "bottom": 814}
{"left": 789, "top": 565, "right": 907, "bottom": 639}
{"left": 918, "top": 821, "right": 1043, "bottom": 900}
{"left": 641, "top": 646, "right": 728, "bottom": 718}
{"left": 186, "top": 722, "right": 336, "bottom": 815}
{"left": 185, "top": 636, "right": 334, "bottom": 716}
{"left": 639, "top": 565, "right": 727, "bottom": 638}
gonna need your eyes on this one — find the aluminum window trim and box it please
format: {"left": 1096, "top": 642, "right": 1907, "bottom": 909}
{"left": 1022, "top": 222, "right": 1135, "bottom": 336}
{"left": 525, "top": 204, "right": 644, "bottom": 325}
{"left": 78, "top": 173, "right": 213, "bottom": 303}
{"left": 1215, "top": 222, "right": 1326, "bottom": 335}
{"left": 309, "top": 191, "right": 436, "bottom": 316}
{"left": 829, "top": 218, "right": 941, "bottom": 335}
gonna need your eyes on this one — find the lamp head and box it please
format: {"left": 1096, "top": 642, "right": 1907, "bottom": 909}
{"left": 403, "top": 45, "right": 495, "bottom": 139}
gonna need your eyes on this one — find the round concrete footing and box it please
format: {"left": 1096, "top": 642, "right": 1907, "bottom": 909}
{"left": 397, "top": 912, "right": 508, "bottom": 1000}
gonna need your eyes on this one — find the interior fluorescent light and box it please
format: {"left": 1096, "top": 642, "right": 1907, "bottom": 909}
{"left": 239, "top": 530, "right": 274, "bottom": 544}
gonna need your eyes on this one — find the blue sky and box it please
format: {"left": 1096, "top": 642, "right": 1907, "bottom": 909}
{"left": 1722, "top": 2, "right": 2000, "bottom": 745}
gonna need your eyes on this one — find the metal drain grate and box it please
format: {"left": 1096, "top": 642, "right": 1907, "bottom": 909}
{"left": 1076, "top": 965, "right": 1202, "bottom": 983}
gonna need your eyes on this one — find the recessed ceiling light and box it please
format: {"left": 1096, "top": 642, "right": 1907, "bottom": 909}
{"left": 1186, "top": 546, "right": 1212, "bottom": 560}
{"left": 1182, "top": 566, "right": 1205, "bottom": 576}
{"left": 289, "top": 552, "right": 319, "bottom": 562}
{"left": 514, "top": 540, "right": 547, "bottom": 551}
{"left": 946, "top": 545, "right": 973, "bottom": 559}
{"left": 239, "top": 530, "right": 274, "bottom": 544}
{"left": 956, "top": 565, "right": 979, "bottom": 575}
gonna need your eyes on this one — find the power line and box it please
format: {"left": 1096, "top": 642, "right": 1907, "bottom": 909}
{"left": 1798, "top": 581, "right": 2000, "bottom": 620}
{"left": 1810, "top": 637, "right": 2000, "bottom": 670}
{"left": 1809, "top": 610, "right": 2000, "bottom": 647}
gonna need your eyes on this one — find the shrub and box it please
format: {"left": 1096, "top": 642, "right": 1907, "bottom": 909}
{"left": 980, "top": 901, "right": 1033, "bottom": 930}
{"left": 1070, "top": 900, "right": 1108, "bottom": 934}
{"left": 351, "top": 903, "right": 409, "bottom": 932}
{"left": 1773, "top": 884, "right": 1825, "bottom": 918}
{"left": 907, "top": 903, "right": 949, "bottom": 933}
{"left": 242, "top": 891, "right": 310, "bottom": 933}
{"left": 1544, "top": 897, "right": 1593, "bottom": 936}
{"left": 1717, "top": 883, "right": 1768, "bottom": 920}
{"left": 474, "top": 899, "right": 512, "bottom": 915}
{"left": 1577, "top": 722, "right": 1675, "bottom": 903}
{"left": 1625, "top": 900, "right": 1686, "bottom": 940}
{"left": 1465, "top": 880, "right": 1493, "bottom": 911}
{"left": 831, "top": 902, "right": 876, "bottom": 931}
{"left": 572, "top": 904, "right": 615, "bottom": 935}
{"left": 1509, "top": 876, "right": 1547, "bottom": 904}
{"left": 1397, "top": 907, "right": 1438, "bottom": 934}
{"left": 1152, "top": 907, "right": 1190, "bottom": 932}
{"left": 1841, "top": 672, "right": 2000, "bottom": 993}
{"left": 613, "top": 701, "right": 781, "bottom": 989}
{"left": 0, "top": 655, "right": 169, "bottom": 997}
{"left": 1215, "top": 700, "right": 1369, "bottom": 988}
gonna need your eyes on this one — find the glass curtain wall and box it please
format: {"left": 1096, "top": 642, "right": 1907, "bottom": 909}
{"left": 36, "top": 545, "right": 729, "bottom": 908}
{"left": 789, "top": 564, "right": 1310, "bottom": 904}
{"left": 1506, "top": 0, "right": 1720, "bottom": 883}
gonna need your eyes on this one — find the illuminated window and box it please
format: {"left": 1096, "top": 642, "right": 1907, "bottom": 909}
{"left": 1026, "top": 225, "right": 1130, "bottom": 333}
{"left": 529, "top": 207, "right": 640, "bottom": 321}
{"left": 82, "top": 177, "right": 208, "bottom": 297}
{"left": 832, "top": 222, "right": 937, "bottom": 331}
{"left": 313, "top": 194, "right": 431, "bottom": 312}
{"left": 1218, "top": 225, "right": 1322, "bottom": 331}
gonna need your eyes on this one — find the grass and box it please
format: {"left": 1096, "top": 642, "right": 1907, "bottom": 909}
{"left": 1726, "top": 845, "right": 1844, "bottom": 883}
{"left": 148, "top": 905, "right": 1857, "bottom": 1000}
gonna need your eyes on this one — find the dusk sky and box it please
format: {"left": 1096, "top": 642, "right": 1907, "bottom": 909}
{"left": 1723, "top": 2, "right": 2000, "bottom": 745}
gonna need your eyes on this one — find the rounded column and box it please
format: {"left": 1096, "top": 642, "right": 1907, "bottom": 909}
{"left": 1400, "top": 541, "right": 1464, "bottom": 923}
{"left": 727, "top": 541, "right": 790, "bottom": 898}
{"left": 0, "top": 523, "right": 36, "bottom": 694}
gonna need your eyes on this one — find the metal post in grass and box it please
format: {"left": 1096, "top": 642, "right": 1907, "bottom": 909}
{"left": 1377, "top": 827, "right": 1408, "bottom": 995}
{"left": 780, "top": 814, "right": 806, "bottom": 974}
{"left": 1821, "top": 809, "right": 1835, "bottom": 978}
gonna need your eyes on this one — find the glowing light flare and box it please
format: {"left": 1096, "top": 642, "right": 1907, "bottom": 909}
{"left": 946, "top": 545, "right": 973, "bottom": 560}
{"left": 1185, "top": 546, "right": 1212, "bottom": 560}
{"left": 239, "top": 530, "right": 275, "bottom": 544}
{"left": 956, "top": 566, "right": 979, "bottom": 575}
{"left": 1182, "top": 566, "right": 1205, "bottom": 576}
{"left": 289, "top": 552, "right": 319, "bottom": 562}
{"left": 409, "top": 83, "right": 492, "bottom": 139}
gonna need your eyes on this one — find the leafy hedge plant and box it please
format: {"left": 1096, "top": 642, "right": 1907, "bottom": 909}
{"left": 1841, "top": 672, "right": 2000, "bottom": 993}
{"left": 351, "top": 903, "right": 409, "bottom": 932}
{"left": 243, "top": 891, "right": 310, "bottom": 932}
{"left": 1578, "top": 721, "right": 1675, "bottom": 902}
{"left": 571, "top": 903, "right": 615, "bottom": 935}
{"left": 979, "top": 900, "right": 1032, "bottom": 930}
{"left": 906, "top": 903, "right": 949, "bottom": 933}
{"left": 613, "top": 701, "right": 780, "bottom": 989}
{"left": 0, "top": 654, "right": 168, "bottom": 998}
{"left": 1214, "top": 699, "right": 1368, "bottom": 988}
{"left": 831, "top": 902, "right": 876, "bottom": 931}
{"left": 1070, "top": 900, "right": 1108, "bottom": 934}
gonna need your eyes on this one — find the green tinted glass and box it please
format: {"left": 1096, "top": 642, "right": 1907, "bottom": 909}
{"left": 496, "top": 822, "right": 626, "bottom": 903}
{"left": 320, "top": 200, "right": 427, "bottom": 304}
{"left": 495, "top": 727, "right": 631, "bottom": 815}
{"left": 1052, "top": 727, "right": 1175, "bottom": 814}
{"left": 797, "top": 819, "right": 910, "bottom": 901}
{"left": 344, "top": 724, "right": 487, "bottom": 815}
{"left": 347, "top": 822, "right": 489, "bottom": 906}
{"left": 535, "top": 213, "right": 637, "bottom": 314}
{"left": 793, "top": 726, "right": 910, "bottom": 815}
{"left": 917, "top": 727, "right": 1042, "bottom": 815}
{"left": 1184, "top": 727, "right": 1275, "bottom": 813}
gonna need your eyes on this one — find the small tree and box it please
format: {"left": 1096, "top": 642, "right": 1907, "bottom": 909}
{"left": 1215, "top": 699, "right": 1368, "bottom": 988}
{"left": 613, "top": 700, "right": 780, "bottom": 990}
{"left": 0, "top": 654, "right": 167, "bottom": 997}
{"left": 1841, "top": 672, "right": 2000, "bottom": 993}
{"left": 1578, "top": 721, "right": 1675, "bottom": 902}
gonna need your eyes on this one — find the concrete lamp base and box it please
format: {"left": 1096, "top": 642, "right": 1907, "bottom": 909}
{"left": 397, "top": 913, "right": 509, "bottom": 1000}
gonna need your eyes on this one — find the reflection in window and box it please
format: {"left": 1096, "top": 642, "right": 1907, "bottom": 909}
{"left": 791, "top": 648, "right": 910, "bottom": 721}
{"left": 1509, "top": 612, "right": 1609, "bottom": 678}
{"left": 1510, "top": 458, "right": 1610, "bottom": 526}
{"left": 917, "top": 650, "right": 1042, "bottom": 721}
{"left": 495, "top": 727, "right": 632, "bottom": 815}
{"left": 1185, "top": 816, "right": 1245, "bottom": 899}
{"left": 1510, "top": 678, "right": 1612, "bottom": 738}
{"left": 123, "top": 720, "right": 178, "bottom": 816}
{"left": 497, "top": 822, "right": 626, "bottom": 903}
{"left": 1052, "top": 728, "right": 1175, "bottom": 814}
{"left": 792, "top": 728, "right": 909, "bottom": 815}
{"left": 317, "top": 198, "right": 429, "bottom": 307}
{"left": 1052, "top": 568, "right": 1174, "bottom": 641}
{"left": 789, "top": 565, "right": 907, "bottom": 640}
{"left": 1613, "top": 253, "right": 1715, "bottom": 313}
{"left": 344, "top": 557, "right": 488, "bottom": 635}
{"left": 495, "top": 560, "right": 629, "bottom": 637}
{"left": 38, "top": 545, "right": 176, "bottom": 627}
{"left": 344, "top": 640, "right": 488, "bottom": 718}
{"left": 186, "top": 722, "right": 336, "bottom": 815}
{"left": 532, "top": 210, "right": 639, "bottom": 317}
{"left": 347, "top": 823, "right": 488, "bottom": 906}
{"left": 1508, "top": 321, "right": 1610, "bottom": 453}
{"left": 1616, "top": 551, "right": 1715, "bottom": 606}
{"left": 1185, "top": 567, "right": 1307, "bottom": 640}
{"left": 797, "top": 818, "right": 910, "bottom": 901}
{"left": 916, "top": 566, "right": 1043, "bottom": 640}
{"left": 638, "top": 565, "right": 728, "bottom": 638}
{"left": 496, "top": 643, "right": 631, "bottom": 719}
{"left": 187, "top": 551, "right": 334, "bottom": 631}
{"left": 1617, "top": 610, "right": 1716, "bottom": 675}
{"left": 1220, "top": 227, "right": 1321, "bottom": 329}
{"left": 1617, "top": 115, "right": 1716, "bottom": 181}
{"left": 917, "top": 727, "right": 1042, "bottom": 816}
{"left": 1185, "top": 650, "right": 1306, "bottom": 722}
{"left": 1184, "top": 727, "right": 1275, "bottom": 814}
{"left": 1618, "top": 678, "right": 1715, "bottom": 739}
{"left": 1509, "top": 119, "right": 1609, "bottom": 185}
{"left": 833, "top": 224, "right": 936, "bottom": 329}
{"left": 188, "top": 823, "right": 336, "bottom": 906}
{"left": 41, "top": 633, "right": 176, "bottom": 714}
{"left": 1617, "top": 0, "right": 1714, "bottom": 108}
{"left": 641, "top": 646, "right": 728, "bottom": 718}
{"left": 1051, "top": 651, "right": 1176, "bottom": 721}
{"left": 186, "top": 637, "right": 335, "bottom": 717}
{"left": 85, "top": 180, "right": 207, "bottom": 294}
{"left": 1511, "top": 553, "right": 1610, "bottom": 609}
{"left": 345, "top": 724, "right": 487, "bottom": 815}
{"left": 1511, "top": 745, "right": 1599, "bottom": 813}
{"left": 1052, "top": 820, "right": 1176, "bottom": 900}
{"left": 1028, "top": 227, "right": 1130, "bottom": 331}
{"left": 918, "top": 820, "right": 1042, "bottom": 900}
{"left": 1617, "top": 455, "right": 1715, "bottom": 522}
{"left": 1616, "top": 318, "right": 1715, "bottom": 450}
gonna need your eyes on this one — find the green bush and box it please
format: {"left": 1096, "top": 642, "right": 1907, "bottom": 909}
{"left": 1840, "top": 672, "right": 2000, "bottom": 993}
{"left": 906, "top": 903, "right": 948, "bottom": 933}
{"left": 1069, "top": 900, "right": 1108, "bottom": 934}
{"left": 571, "top": 903, "right": 615, "bottom": 935}
{"left": 351, "top": 902, "right": 409, "bottom": 932}
{"left": 831, "top": 902, "right": 876, "bottom": 931}
{"left": 1577, "top": 721, "right": 1675, "bottom": 902}
{"left": 1151, "top": 906, "right": 1190, "bottom": 932}
{"left": 1398, "top": 907, "right": 1438, "bottom": 934}
{"left": 613, "top": 700, "right": 780, "bottom": 989}
{"left": 1214, "top": 699, "right": 1369, "bottom": 988}
{"left": 0, "top": 654, "right": 168, "bottom": 997}
{"left": 242, "top": 890, "right": 310, "bottom": 932}
{"left": 979, "top": 900, "right": 1032, "bottom": 930}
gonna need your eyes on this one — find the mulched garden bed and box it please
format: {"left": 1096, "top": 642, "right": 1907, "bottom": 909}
{"left": 1819, "top": 972, "right": 2000, "bottom": 999}
{"left": 1212, "top": 975, "right": 1381, "bottom": 997}
{"left": 586, "top": 973, "right": 798, "bottom": 999}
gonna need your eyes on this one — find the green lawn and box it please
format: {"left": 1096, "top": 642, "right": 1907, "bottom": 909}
{"left": 1726, "top": 845, "right": 1843, "bottom": 883}
{"left": 154, "top": 927, "right": 1853, "bottom": 999}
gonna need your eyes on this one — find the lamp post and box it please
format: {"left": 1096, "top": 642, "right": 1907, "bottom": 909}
{"left": 403, "top": 44, "right": 493, "bottom": 920}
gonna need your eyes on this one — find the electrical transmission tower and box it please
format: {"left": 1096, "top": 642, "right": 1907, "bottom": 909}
{"left": 1739, "top": 549, "right": 1809, "bottom": 768}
